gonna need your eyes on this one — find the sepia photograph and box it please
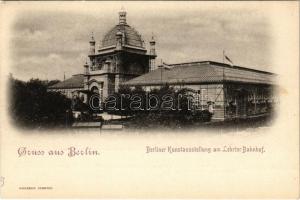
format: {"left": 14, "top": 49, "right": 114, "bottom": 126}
{"left": 8, "top": 2, "right": 279, "bottom": 132}
{"left": 0, "top": 1, "right": 299, "bottom": 198}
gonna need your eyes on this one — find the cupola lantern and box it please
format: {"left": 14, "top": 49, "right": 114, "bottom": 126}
{"left": 119, "top": 7, "right": 127, "bottom": 25}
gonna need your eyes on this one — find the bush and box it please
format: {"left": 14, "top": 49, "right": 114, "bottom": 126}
{"left": 104, "top": 85, "right": 213, "bottom": 127}
{"left": 9, "top": 78, "right": 72, "bottom": 129}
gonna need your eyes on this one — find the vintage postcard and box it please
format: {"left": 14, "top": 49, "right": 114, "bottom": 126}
{"left": 0, "top": 1, "right": 299, "bottom": 198}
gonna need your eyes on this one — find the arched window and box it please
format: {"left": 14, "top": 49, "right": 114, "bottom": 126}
{"left": 91, "top": 86, "right": 99, "bottom": 94}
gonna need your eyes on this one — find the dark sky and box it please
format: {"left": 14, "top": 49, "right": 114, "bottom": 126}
{"left": 9, "top": 2, "right": 274, "bottom": 81}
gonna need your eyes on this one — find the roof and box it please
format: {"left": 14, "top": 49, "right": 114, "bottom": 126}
{"left": 102, "top": 24, "right": 144, "bottom": 48}
{"left": 48, "top": 74, "right": 84, "bottom": 89}
{"left": 123, "top": 61, "right": 276, "bottom": 86}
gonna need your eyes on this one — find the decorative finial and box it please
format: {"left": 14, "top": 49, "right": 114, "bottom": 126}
{"left": 90, "top": 32, "right": 95, "bottom": 41}
{"left": 119, "top": 6, "right": 127, "bottom": 25}
{"left": 150, "top": 32, "right": 156, "bottom": 45}
{"left": 84, "top": 59, "right": 89, "bottom": 74}
{"left": 89, "top": 32, "right": 96, "bottom": 55}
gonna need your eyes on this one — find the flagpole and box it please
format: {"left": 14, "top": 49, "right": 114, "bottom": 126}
{"left": 222, "top": 50, "right": 225, "bottom": 119}
{"left": 222, "top": 50, "right": 225, "bottom": 82}
{"left": 161, "top": 65, "right": 162, "bottom": 84}
{"left": 160, "top": 59, "right": 163, "bottom": 84}
{"left": 63, "top": 71, "right": 66, "bottom": 96}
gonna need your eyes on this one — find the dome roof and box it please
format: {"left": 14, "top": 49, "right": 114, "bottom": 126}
{"left": 101, "top": 24, "right": 144, "bottom": 48}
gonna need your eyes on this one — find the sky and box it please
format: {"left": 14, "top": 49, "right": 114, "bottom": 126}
{"left": 8, "top": 2, "right": 274, "bottom": 81}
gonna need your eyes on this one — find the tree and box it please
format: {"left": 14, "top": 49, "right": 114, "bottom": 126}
{"left": 104, "top": 84, "right": 212, "bottom": 128}
{"left": 9, "top": 78, "right": 72, "bottom": 129}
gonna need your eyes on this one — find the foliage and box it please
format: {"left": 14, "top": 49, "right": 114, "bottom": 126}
{"left": 9, "top": 77, "right": 72, "bottom": 129}
{"left": 104, "top": 84, "right": 212, "bottom": 127}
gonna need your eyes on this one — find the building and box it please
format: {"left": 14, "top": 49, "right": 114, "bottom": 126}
{"left": 47, "top": 74, "right": 84, "bottom": 99}
{"left": 49, "top": 9, "right": 156, "bottom": 103}
{"left": 124, "top": 61, "right": 277, "bottom": 120}
{"left": 48, "top": 10, "right": 277, "bottom": 121}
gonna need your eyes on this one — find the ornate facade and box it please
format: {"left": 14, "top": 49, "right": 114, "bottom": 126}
{"left": 49, "top": 9, "right": 156, "bottom": 104}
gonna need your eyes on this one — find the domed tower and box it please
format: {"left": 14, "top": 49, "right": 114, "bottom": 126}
{"left": 100, "top": 9, "right": 145, "bottom": 50}
{"left": 85, "top": 9, "right": 157, "bottom": 102}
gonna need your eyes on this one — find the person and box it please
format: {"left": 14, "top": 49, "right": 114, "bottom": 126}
{"left": 99, "top": 116, "right": 104, "bottom": 128}
{"left": 208, "top": 101, "right": 214, "bottom": 114}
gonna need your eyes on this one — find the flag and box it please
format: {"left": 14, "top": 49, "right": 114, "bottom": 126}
{"left": 223, "top": 51, "right": 234, "bottom": 66}
{"left": 158, "top": 61, "right": 171, "bottom": 70}
{"left": 225, "top": 55, "right": 233, "bottom": 64}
